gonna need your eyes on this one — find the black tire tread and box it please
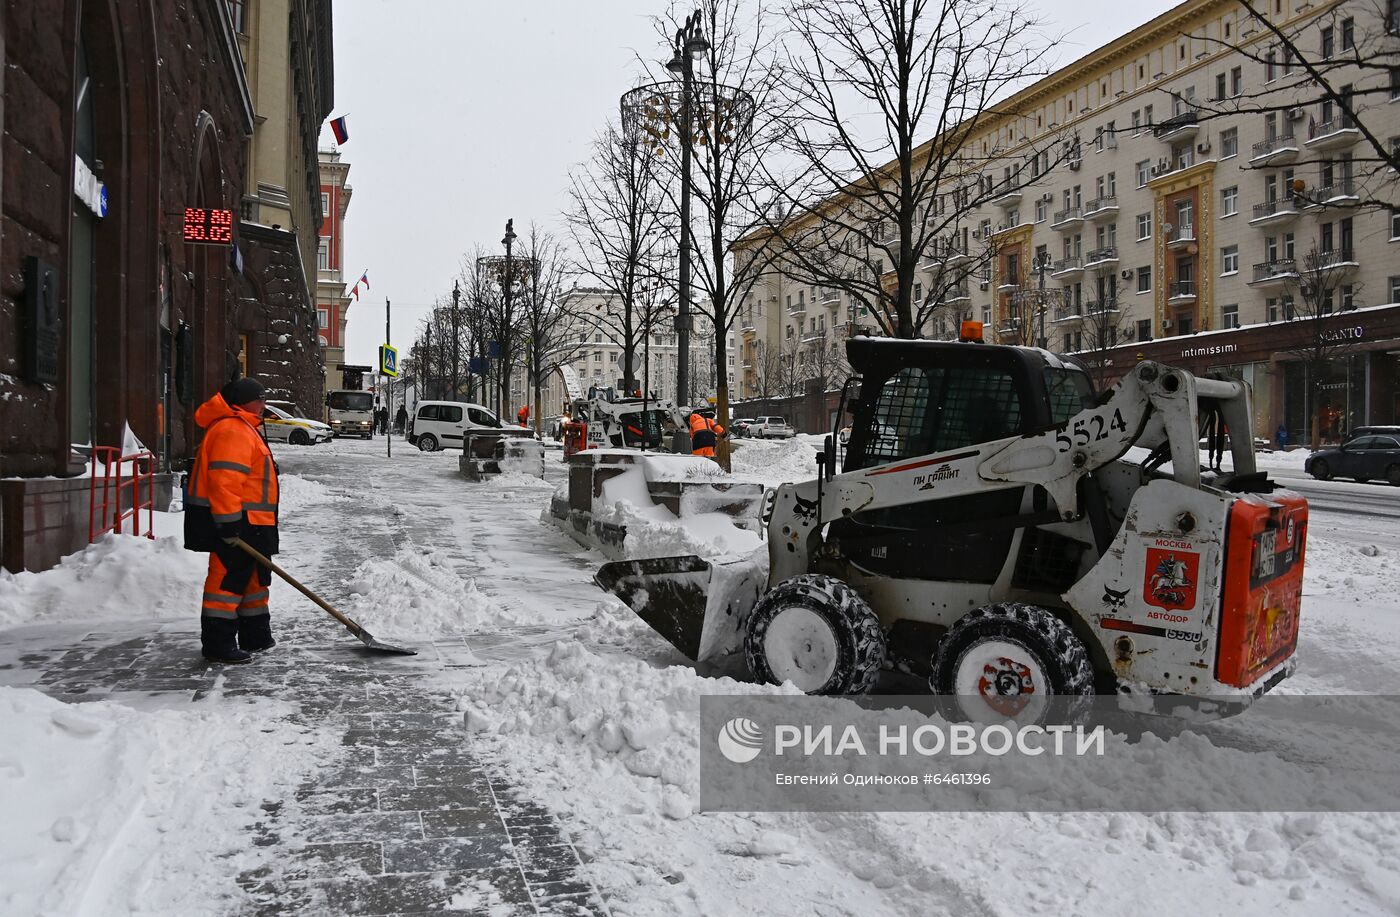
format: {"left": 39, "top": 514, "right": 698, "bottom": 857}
{"left": 931, "top": 602, "right": 1094, "bottom": 710}
{"left": 745, "top": 574, "right": 885, "bottom": 696}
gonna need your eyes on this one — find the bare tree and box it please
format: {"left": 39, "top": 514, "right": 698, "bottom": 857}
{"left": 515, "top": 225, "right": 588, "bottom": 434}
{"left": 764, "top": 0, "right": 1066, "bottom": 340}
{"left": 1185, "top": 1, "right": 1400, "bottom": 210}
{"left": 566, "top": 121, "right": 671, "bottom": 392}
{"left": 1284, "top": 242, "right": 1365, "bottom": 449}
{"left": 1078, "top": 267, "right": 1131, "bottom": 390}
{"left": 796, "top": 325, "right": 850, "bottom": 400}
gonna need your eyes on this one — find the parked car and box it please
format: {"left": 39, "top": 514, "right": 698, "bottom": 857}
{"left": 750, "top": 416, "right": 796, "bottom": 439}
{"left": 732, "top": 418, "right": 756, "bottom": 438}
{"left": 261, "top": 405, "right": 332, "bottom": 445}
{"left": 408, "top": 400, "right": 505, "bottom": 452}
{"left": 267, "top": 399, "right": 311, "bottom": 421}
{"left": 1306, "top": 434, "right": 1400, "bottom": 485}
{"left": 1344, "top": 425, "right": 1400, "bottom": 443}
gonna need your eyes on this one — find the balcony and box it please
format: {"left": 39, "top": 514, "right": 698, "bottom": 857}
{"left": 1083, "top": 246, "right": 1119, "bottom": 269}
{"left": 1307, "top": 180, "right": 1358, "bottom": 209}
{"left": 802, "top": 329, "right": 828, "bottom": 344}
{"left": 1052, "top": 304, "right": 1084, "bottom": 323}
{"left": 1050, "top": 206, "right": 1083, "bottom": 230}
{"left": 1083, "top": 298, "right": 1120, "bottom": 316}
{"left": 820, "top": 288, "right": 843, "bottom": 304}
{"left": 1153, "top": 109, "right": 1201, "bottom": 142}
{"left": 1306, "top": 118, "right": 1361, "bottom": 151}
{"left": 740, "top": 323, "right": 757, "bottom": 335}
{"left": 1167, "top": 280, "right": 1197, "bottom": 303}
{"left": 997, "top": 272, "right": 1022, "bottom": 292}
{"left": 1050, "top": 256, "right": 1083, "bottom": 278}
{"left": 990, "top": 184, "right": 1024, "bottom": 208}
{"left": 1083, "top": 196, "right": 1118, "bottom": 222}
{"left": 922, "top": 241, "right": 972, "bottom": 268}
{"left": 939, "top": 284, "right": 972, "bottom": 305}
{"left": 1308, "top": 248, "right": 1359, "bottom": 273}
{"left": 840, "top": 321, "right": 875, "bottom": 337}
{"left": 1249, "top": 197, "right": 1300, "bottom": 225}
{"left": 1166, "top": 224, "right": 1197, "bottom": 252}
{"left": 1251, "top": 259, "right": 1298, "bottom": 286}
{"left": 1250, "top": 133, "right": 1298, "bottom": 165}
{"left": 787, "top": 299, "right": 807, "bottom": 316}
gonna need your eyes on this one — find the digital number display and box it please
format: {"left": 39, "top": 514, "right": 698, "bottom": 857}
{"left": 183, "top": 208, "right": 234, "bottom": 244}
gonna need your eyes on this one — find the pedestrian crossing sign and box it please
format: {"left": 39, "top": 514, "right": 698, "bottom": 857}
{"left": 379, "top": 344, "right": 399, "bottom": 377}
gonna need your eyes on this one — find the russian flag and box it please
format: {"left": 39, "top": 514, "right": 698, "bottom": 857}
{"left": 357, "top": 270, "right": 369, "bottom": 289}
{"left": 329, "top": 115, "right": 349, "bottom": 144}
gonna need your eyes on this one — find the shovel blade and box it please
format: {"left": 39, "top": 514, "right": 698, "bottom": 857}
{"left": 595, "top": 554, "right": 766, "bottom": 662}
{"left": 352, "top": 626, "right": 418, "bottom": 655}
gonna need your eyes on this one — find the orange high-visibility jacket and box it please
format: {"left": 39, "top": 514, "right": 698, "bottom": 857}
{"left": 184, "top": 393, "right": 280, "bottom": 553}
{"left": 688, "top": 413, "right": 724, "bottom": 452}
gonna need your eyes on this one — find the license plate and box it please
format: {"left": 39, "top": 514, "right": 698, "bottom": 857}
{"left": 1255, "top": 530, "right": 1277, "bottom": 578}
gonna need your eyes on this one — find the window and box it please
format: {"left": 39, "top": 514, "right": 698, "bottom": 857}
{"left": 1035, "top": 198, "right": 1048, "bottom": 222}
{"left": 1137, "top": 319, "right": 1152, "bottom": 342}
{"left": 1221, "top": 127, "right": 1238, "bottom": 158}
{"left": 1266, "top": 49, "right": 1277, "bottom": 82}
{"left": 1392, "top": 208, "right": 1400, "bottom": 239}
{"left": 439, "top": 405, "right": 464, "bottom": 424}
{"left": 1222, "top": 245, "right": 1239, "bottom": 274}
{"left": 1137, "top": 266, "right": 1152, "bottom": 293}
{"left": 1136, "top": 213, "right": 1152, "bottom": 240}
{"left": 1341, "top": 17, "right": 1354, "bottom": 49}
{"left": 467, "top": 407, "right": 499, "bottom": 427}
{"left": 1215, "top": 73, "right": 1227, "bottom": 101}
{"left": 1231, "top": 67, "right": 1243, "bottom": 97}
{"left": 1392, "top": 276, "right": 1400, "bottom": 303}
{"left": 1221, "top": 186, "right": 1238, "bottom": 216}
{"left": 1132, "top": 110, "right": 1142, "bottom": 134}
{"left": 317, "top": 239, "right": 329, "bottom": 271}
{"left": 1267, "top": 297, "right": 1279, "bottom": 322}
{"left": 1321, "top": 25, "right": 1335, "bottom": 59}
{"left": 1342, "top": 284, "right": 1356, "bottom": 309}
{"left": 1136, "top": 159, "right": 1151, "bottom": 188}
{"left": 1177, "top": 315, "right": 1193, "bottom": 335}
{"left": 227, "top": 0, "right": 246, "bottom": 32}
{"left": 320, "top": 192, "right": 329, "bottom": 217}
{"left": 1221, "top": 303, "right": 1239, "bottom": 328}
{"left": 1391, "top": 67, "right": 1400, "bottom": 101}
{"left": 316, "top": 308, "right": 328, "bottom": 329}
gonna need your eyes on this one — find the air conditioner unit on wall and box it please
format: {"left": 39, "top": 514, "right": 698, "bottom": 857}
{"left": 1287, "top": 107, "right": 1304, "bottom": 121}
{"left": 1121, "top": 269, "right": 1134, "bottom": 280}
{"left": 1197, "top": 142, "right": 1211, "bottom": 154}
{"left": 1161, "top": 318, "right": 1173, "bottom": 330}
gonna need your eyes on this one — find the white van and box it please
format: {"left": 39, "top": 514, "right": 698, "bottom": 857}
{"left": 409, "top": 400, "right": 504, "bottom": 451}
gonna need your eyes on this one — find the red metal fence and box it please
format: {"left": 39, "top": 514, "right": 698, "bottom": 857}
{"left": 88, "top": 448, "right": 157, "bottom": 542}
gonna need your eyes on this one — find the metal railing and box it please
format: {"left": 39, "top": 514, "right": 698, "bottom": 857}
{"left": 1084, "top": 246, "right": 1118, "bottom": 264}
{"left": 1252, "top": 259, "right": 1297, "bottom": 282}
{"left": 1168, "top": 280, "right": 1196, "bottom": 299}
{"left": 1252, "top": 198, "right": 1297, "bottom": 219}
{"left": 1051, "top": 206, "right": 1082, "bottom": 226}
{"left": 1251, "top": 133, "right": 1296, "bottom": 158}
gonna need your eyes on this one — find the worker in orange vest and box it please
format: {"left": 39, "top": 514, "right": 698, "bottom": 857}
{"left": 183, "top": 377, "right": 280, "bottom": 664}
{"left": 517, "top": 405, "right": 530, "bottom": 427}
{"left": 688, "top": 411, "right": 725, "bottom": 458}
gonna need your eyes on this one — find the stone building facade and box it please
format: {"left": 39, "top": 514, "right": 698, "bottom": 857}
{"left": 316, "top": 149, "right": 353, "bottom": 402}
{"left": 0, "top": 0, "right": 256, "bottom": 571}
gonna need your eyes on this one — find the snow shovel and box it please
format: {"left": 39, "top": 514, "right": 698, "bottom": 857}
{"left": 232, "top": 539, "right": 418, "bottom": 656}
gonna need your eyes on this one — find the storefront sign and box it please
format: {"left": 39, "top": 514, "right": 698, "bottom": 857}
{"left": 1181, "top": 342, "right": 1238, "bottom": 359}
{"left": 74, "top": 156, "right": 107, "bottom": 218}
{"left": 182, "top": 208, "right": 235, "bottom": 244}
{"left": 1319, "top": 325, "right": 1365, "bottom": 343}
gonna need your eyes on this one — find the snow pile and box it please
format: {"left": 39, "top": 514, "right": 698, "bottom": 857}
{"left": 731, "top": 436, "right": 818, "bottom": 487}
{"left": 0, "top": 686, "right": 330, "bottom": 916}
{"left": 0, "top": 531, "right": 205, "bottom": 629}
{"left": 277, "top": 472, "right": 341, "bottom": 510}
{"left": 339, "top": 544, "right": 503, "bottom": 639}
{"left": 580, "top": 464, "right": 763, "bottom": 560}
{"left": 457, "top": 626, "right": 1400, "bottom": 915}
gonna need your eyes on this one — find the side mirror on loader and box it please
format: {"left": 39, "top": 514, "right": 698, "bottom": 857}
{"left": 823, "top": 434, "right": 836, "bottom": 481}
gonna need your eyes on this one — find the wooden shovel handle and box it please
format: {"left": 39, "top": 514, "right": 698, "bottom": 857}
{"left": 230, "top": 538, "right": 363, "bottom": 636}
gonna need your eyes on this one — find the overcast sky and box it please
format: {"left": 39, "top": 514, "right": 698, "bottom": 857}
{"left": 327, "top": 0, "right": 1182, "bottom": 368}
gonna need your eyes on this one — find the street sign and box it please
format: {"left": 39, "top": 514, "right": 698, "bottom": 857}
{"left": 379, "top": 344, "right": 399, "bottom": 377}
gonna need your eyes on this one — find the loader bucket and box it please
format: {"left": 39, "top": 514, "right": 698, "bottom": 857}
{"left": 595, "top": 554, "right": 767, "bottom": 662}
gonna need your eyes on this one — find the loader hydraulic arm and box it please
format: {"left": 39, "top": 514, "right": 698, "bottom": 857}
{"left": 979, "top": 361, "right": 1255, "bottom": 520}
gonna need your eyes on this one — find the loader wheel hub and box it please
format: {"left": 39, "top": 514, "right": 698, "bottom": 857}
{"left": 763, "top": 607, "right": 839, "bottom": 693}
{"left": 955, "top": 641, "right": 1040, "bottom": 718}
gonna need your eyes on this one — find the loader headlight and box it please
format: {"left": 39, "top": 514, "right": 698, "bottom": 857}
{"left": 761, "top": 488, "right": 776, "bottom": 525}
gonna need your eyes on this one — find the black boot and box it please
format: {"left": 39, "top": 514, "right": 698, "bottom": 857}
{"left": 202, "top": 616, "right": 253, "bottom": 664}
{"left": 237, "top": 614, "right": 276, "bottom": 653}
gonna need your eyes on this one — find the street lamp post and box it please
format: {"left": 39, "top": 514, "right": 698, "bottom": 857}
{"left": 666, "top": 14, "right": 707, "bottom": 414}
{"left": 501, "top": 219, "right": 517, "bottom": 419}
{"left": 451, "top": 280, "right": 461, "bottom": 401}
{"left": 1035, "top": 251, "right": 1051, "bottom": 350}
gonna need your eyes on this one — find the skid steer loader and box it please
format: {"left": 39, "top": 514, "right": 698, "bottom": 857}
{"left": 596, "top": 337, "right": 1307, "bottom": 716}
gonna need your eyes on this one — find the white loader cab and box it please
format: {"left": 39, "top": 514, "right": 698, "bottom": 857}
{"left": 409, "top": 400, "right": 505, "bottom": 452}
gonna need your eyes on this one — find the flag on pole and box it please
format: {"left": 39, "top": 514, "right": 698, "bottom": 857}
{"left": 329, "top": 115, "right": 350, "bottom": 144}
{"left": 357, "top": 270, "right": 369, "bottom": 290}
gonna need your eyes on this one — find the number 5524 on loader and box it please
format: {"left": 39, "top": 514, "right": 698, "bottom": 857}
{"left": 597, "top": 337, "right": 1306, "bottom": 719}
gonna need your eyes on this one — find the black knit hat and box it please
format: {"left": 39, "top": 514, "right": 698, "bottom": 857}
{"left": 220, "top": 377, "right": 266, "bottom": 407}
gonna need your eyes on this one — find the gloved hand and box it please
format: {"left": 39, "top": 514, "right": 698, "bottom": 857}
{"left": 217, "top": 521, "right": 242, "bottom": 545}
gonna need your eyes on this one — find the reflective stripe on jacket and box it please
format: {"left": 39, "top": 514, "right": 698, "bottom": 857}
{"left": 187, "top": 393, "right": 279, "bottom": 526}
{"left": 688, "top": 413, "right": 724, "bottom": 451}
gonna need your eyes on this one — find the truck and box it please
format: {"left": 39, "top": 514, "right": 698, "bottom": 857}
{"left": 325, "top": 389, "right": 375, "bottom": 439}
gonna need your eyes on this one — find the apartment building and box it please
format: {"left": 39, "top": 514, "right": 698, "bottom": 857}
{"left": 738, "top": 0, "right": 1400, "bottom": 441}
{"left": 316, "top": 150, "right": 354, "bottom": 399}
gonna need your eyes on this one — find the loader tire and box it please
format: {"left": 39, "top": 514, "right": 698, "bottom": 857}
{"left": 745, "top": 574, "right": 885, "bottom": 696}
{"left": 931, "top": 603, "right": 1093, "bottom": 724}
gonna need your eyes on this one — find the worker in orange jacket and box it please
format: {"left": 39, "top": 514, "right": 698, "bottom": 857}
{"left": 517, "top": 405, "right": 530, "bottom": 427}
{"left": 688, "top": 411, "right": 725, "bottom": 458}
{"left": 183, "top": 377, "right": 280, "bottom": 664}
